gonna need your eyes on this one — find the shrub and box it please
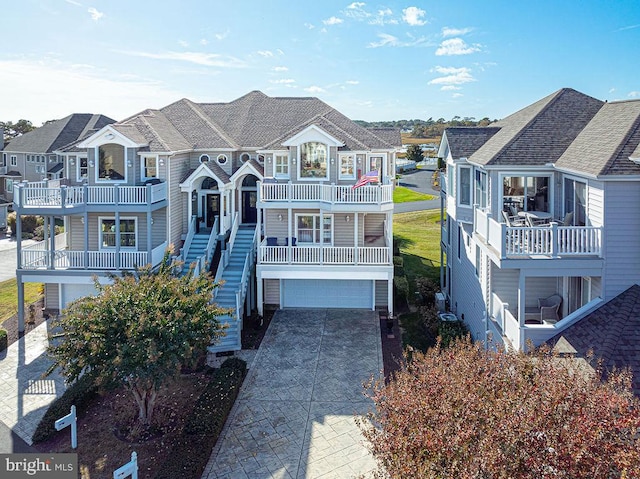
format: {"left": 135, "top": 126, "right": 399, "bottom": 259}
{"left": 7, "top": 212, "right": 16, "bottom": 236}
{"left": 0, "top": 328, "right": 7, "bottom": 351}
{"left": 155, "top": 358, "right": 247, "bottom": 479}
{"left": 415, "top": 277, "right": 440, "bottom": 307}
{"left": 393, "top": 276, "right": 409, "bottom": 303}
{"left": 21, "top": 215, "right": 39, "bottom": 234}
{"left": 392, "top": 256, "right": 404, "bottom": 269}
{"left": 437, "top": 320, "right": 469, "bottom": 348}
{"left": 32, "top": 374, "right": 99, "bottom": 443}
{"left": 363, "top": 338, "right": 640, "bottom": 479}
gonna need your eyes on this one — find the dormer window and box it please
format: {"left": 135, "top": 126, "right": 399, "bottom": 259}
{"left": 200, "top": 154, "right": 210, "bottom": 163}
{"left": 217, "top": 154, "right": 228, "bottom": 165}
{"left": 98, "top": 143, "right": 125, "bottom": 181}
{"left": 300, "top": 142, "right": 327, "bottom": 179}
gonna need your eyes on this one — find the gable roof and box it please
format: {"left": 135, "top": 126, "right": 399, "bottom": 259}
{"left": 4, "top": 114, "right": 115, "bottom": 154}
{"left": 110, "top": 91, "right": 401, "bottom": 153}
{"left": 547, "top": 284, "right": 640, "bottom": 395}
{"left": 555, "top": 99, "right": 640, "bottom": 177}
{"left": 443, "top": 127, "right": 501, "bottom": 159}
{"left": 470, "top": 88, "right": 604, "bottom": 167}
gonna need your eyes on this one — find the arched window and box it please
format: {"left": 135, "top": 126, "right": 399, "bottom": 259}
{"left": 98, "top": 143, "right": 125, "bottom": 181}
{"left": 299, "top": 142, "right": 327, "bottom": 179}
{"left": 201, "top": 177, "right": 218, "bottom": 190}
{"left": 242, "top": 175, "right": 258, "bottom": 187}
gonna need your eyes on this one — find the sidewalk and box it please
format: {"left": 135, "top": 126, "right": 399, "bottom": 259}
{"left": 0, "top": 320, "right": 66, "bottom": 449}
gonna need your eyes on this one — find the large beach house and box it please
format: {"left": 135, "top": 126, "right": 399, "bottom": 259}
{"left": 439, "top": 88, "right": 640, "bottom": 351}
{"left": 13, "top": 91, "right": 400, "bottom": 351}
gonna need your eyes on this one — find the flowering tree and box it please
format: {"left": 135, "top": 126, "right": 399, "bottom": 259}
{"left": 362, "top": 337, "right": 640, "bottom": 479}
{"left": 48, "top": 255, "right": 229, "bottom": 428}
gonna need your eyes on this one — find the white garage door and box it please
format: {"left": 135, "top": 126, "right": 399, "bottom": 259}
{"left": 282, "top": 279, "right": 372, "bottom": 309}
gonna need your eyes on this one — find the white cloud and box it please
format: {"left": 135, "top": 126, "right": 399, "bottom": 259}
{"left": 441, "top": 85, "right": 461, "bottom": 91}
{"left": 347, "top": 1, "right": 366, "bottom": 8}
{"left": 276, "top": 49, "right": 285, "bottom": 56}
{"left": 87, "top": 7, "right": 103, "bottom": 21}
{"left": 344, "top": 2, "right": 371, "bottom": 21}
{"left": 452, "top": 93, "right": 463, "bottom": 98}
{"left": 435, "top": 38, "right": 481, "bottom": 56}
{"left": 368, "top": 33, "right": 399, "bottom": 48}
{"left": 200, "top": 38, "right": 208, "bottom": 46}
{"left": 273, "top": 66, "right": 289, "bottom": 72}
{"left": 369, "top": 8, "right": 397, "bottom": 25}
{"left": 609, "top": 88, "right": 616, "bottom": 94}
{"left": 118, "top": 50, "right": 246, "bottom": 68}
{"left": 65, "top": 0, "right": 82, "bottom": 6}
{"left": 442, "top": 27, "right": 472, "bottom": 37}
{"left": 402, "top": 7, "right": 426, "bottom": 26}
{"left": 215, "top": 30, "right": 230, "bottom": 41}
{"left": 0, "top": 59, "right": 184, "bottom": 124}
{"left": 305, "top": 86, "right": 326, "bottom": 93}
{"left": 629, "top": 91, "right": 640, "bottom": 98}
{"left": 270, "top": 79, "right": 296, "bottom": 84}
{"left": 346, "top": 80, "right": 359, "bottom": 85}
{"left": 178, "top": 40, "right": 189, "bottom": 47}
{"left": 257, "top": 50, "right": 274, "bottom": 58}
{"left": 304, "top": 22, "right": 315, "bottom": 29}
{"left": 323, "top": 16, "right": 343, "bottom": 25}
{"left": 428, "top": 66, "right": 475, "bottom": 86}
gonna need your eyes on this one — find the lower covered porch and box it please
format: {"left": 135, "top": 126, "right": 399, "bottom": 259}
{"left": 488, "top": 268, "right": 603, "bottom": 350}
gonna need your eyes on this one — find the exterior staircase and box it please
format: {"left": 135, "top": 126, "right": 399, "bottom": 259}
{"left": 208, "top": 224, "right": 257, "bottom": 353}
{"left": 181, "top": 231, "right": 210, "bottom": 273}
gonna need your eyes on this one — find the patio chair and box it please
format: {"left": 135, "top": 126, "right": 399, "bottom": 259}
{"left": 526, "top": 294, "right": 562, "bottom": 324}
{"left": 266, "top": 237, "right": 278, "bottom": 246}
{"left": 284, "top": 237, "right": 297, "bottom": 246}
{"left": 562, "top": 211, "right": 574, "bottom": 226}
{"left": 502, "top": 210, "right": 525, "bottom": 227}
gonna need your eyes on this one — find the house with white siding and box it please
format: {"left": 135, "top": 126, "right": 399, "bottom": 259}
{"left": 13, "top": 91, "right": 399, "bottom": 352}
{"left": 439, "top": 88, "right": 640, "bottom": 350}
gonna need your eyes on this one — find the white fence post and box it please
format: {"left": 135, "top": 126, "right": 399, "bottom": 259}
{"left": 54, "top": 405, "right": 77, "bottom": 449}
{"left": 113, "top": 451, "right": 138, "bottom": 479}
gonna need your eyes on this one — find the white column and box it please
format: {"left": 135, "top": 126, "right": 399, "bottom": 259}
{"left": 257, "top": 275, "right": 264, "bottom": 316}
{"left": 387, "top": 277, "right": 394, "bottom": 316}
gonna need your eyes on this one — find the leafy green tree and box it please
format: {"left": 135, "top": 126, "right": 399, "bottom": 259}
{"left": 405, "top": 144, "right": 424, "bottom": 163}
{"left": 362, "top": 337, "right": 640, "bottom": 479}
{"left": 47, "top": 254, "right": 229, "bottom": 428}
{"left": 1, "top": 119, "right": 35, "bottom": 141}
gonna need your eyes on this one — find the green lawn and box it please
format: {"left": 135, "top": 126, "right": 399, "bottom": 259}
{"left": 393, "top": 209, "right": 442, "bottom": 285}
{"left": 0, "top": 278, "right": 43, "bottom": 322}
{"left": 393, "top": 186, "right": 435, "bottom": 203}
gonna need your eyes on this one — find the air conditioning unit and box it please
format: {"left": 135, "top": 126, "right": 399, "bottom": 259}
{"left": 435, "top": 292, "right": 446, "bottom": 313}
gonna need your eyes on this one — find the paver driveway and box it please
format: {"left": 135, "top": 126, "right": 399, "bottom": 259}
{"left": 202, "top": 309, "right": 383, "bottom": 479}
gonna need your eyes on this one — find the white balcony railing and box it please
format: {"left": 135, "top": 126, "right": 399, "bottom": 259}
{"left": 259, "top": 241, "right": 391, "bottom": 265}
{"left": 14, "top": 182, "right": 167, "bottom": 209}
{"left": 260, "top": 182, "right": 393, "bottom": 204}
{"left": 20, "top": 242, "right": 168, "bottom": 271}
{"left": 474, "top": 209, "right": 602, "bottom": 258}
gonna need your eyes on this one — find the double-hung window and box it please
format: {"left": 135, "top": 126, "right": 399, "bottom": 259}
{"left": 141, "top": 155, "right": 158, "bottom": 180}
{"left": 339, "top": 154, "right": 356, "bottom": 180}
{"left": 78, "top": 157, "right": 88, "bottom": 181}
{"left": 458, "top": 166, "right": 471, "bottom": 206}
{"left": 100, "top": 218, "right": 137, "bottom": 248}
{"left": 295, "top": 214, "right": 333, "bottom": 244}
{"left": 6, "top": 179, "right": 13, "bottom": 193}
{"left": 274, "top": 154, "right": 289, "bottom": 178}
{"left": 10, "top": 155, "right": 17, "bottom": 167}
{"left": 475, "top": 170, "right": 487, "bottom": 208}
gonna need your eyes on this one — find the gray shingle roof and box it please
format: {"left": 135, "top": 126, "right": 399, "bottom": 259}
{"left": 443, "top": 127, "right": 501, "bottom": 159}
{"left": 555, "top": 100, "right": 640, "bottom": 176}
{"left": 471, "top": 88, "right": 604, "bottom": 166}
{"left": 4, "top": 114, "right": 115, "bottom": 154}
{"left": 112, "top": 91, "right": 401, "bottom": 153}
{"left": 547, "top": 284, "right": 640, "bottom": 395}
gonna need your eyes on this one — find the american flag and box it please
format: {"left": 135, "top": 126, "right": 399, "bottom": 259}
{"left": 352, "top": 170, "right": 379, "bottom": 189}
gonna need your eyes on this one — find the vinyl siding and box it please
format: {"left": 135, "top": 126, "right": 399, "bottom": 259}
{"left": 69, "top": 214, "right": 155, "bottom": 251}
{"left": 264, "top": 279, "right": 280, "bottom": 304}
{"left": 375, "top": 280, "right": 388, "bottom": 306}
{"left": 587, "top": 180, "right": 604, "bottom": 227}
{"left": 44, "top": 283, "right": 59, "bottom": 310}
{"left": 169, "top": 154, "right": 190, "bottom": 246}
{"left": 602, "top": 180, "right": 640, "bottom": 299}
{"left": 491, "top": 267, "right": 519, "bottom": 316}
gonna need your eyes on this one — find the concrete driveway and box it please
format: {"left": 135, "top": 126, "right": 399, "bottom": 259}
{"left": 202, "top": 309, "right": 383, "bottom": 479}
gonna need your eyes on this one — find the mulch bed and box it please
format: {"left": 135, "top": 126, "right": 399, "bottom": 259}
{"left": 1, "top": 298, "right": 49, "bottom": 348}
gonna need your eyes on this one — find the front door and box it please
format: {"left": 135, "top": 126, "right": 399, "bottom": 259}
{"left": 242, "top": 190, "right": 257, "bottom": 224}
{"left": 203, "top": 194, "right": 220, "bottom": 227}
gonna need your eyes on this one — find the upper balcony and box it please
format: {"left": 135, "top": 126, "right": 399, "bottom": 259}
{"left": 13, "top": 180, "right": 167, "bottom": 214}
{"left": 474, "top": 208, "right": 603, "bottom": 261}
{"left": 258, "top": 181, "right": 393, "bottom": 211}
{"left": 258, "top": 239, "right": 391, "bottom": 267}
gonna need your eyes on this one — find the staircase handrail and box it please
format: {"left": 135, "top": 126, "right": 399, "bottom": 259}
{"left": 227, "top": 211, "right": 240, "bottom": 253}
{"left": 205, "top": 216, "right": 219, "bottom": 263}
{"left": 179, "top": 215, "right": 198, "bottom": 263}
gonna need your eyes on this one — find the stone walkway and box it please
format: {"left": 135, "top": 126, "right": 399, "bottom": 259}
{"left": 0, "top": 320, "right": 66, "bottom": 447}
{"left": 201, "top": 309, "right": 383, "bottom": 479}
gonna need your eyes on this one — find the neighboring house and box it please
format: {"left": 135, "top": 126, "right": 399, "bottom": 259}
{"left": 439, "top": 88, "right": 640, "bottom": 350}
{"left": 1, "top": 114, "right": 115, "bottom": 205}
{"left": 13, "top": 91, "right": 400, "bottom": 352}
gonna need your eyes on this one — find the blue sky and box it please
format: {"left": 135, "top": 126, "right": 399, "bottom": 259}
{"left": 3, "top": 0, "right": 640, "bottom": 126}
